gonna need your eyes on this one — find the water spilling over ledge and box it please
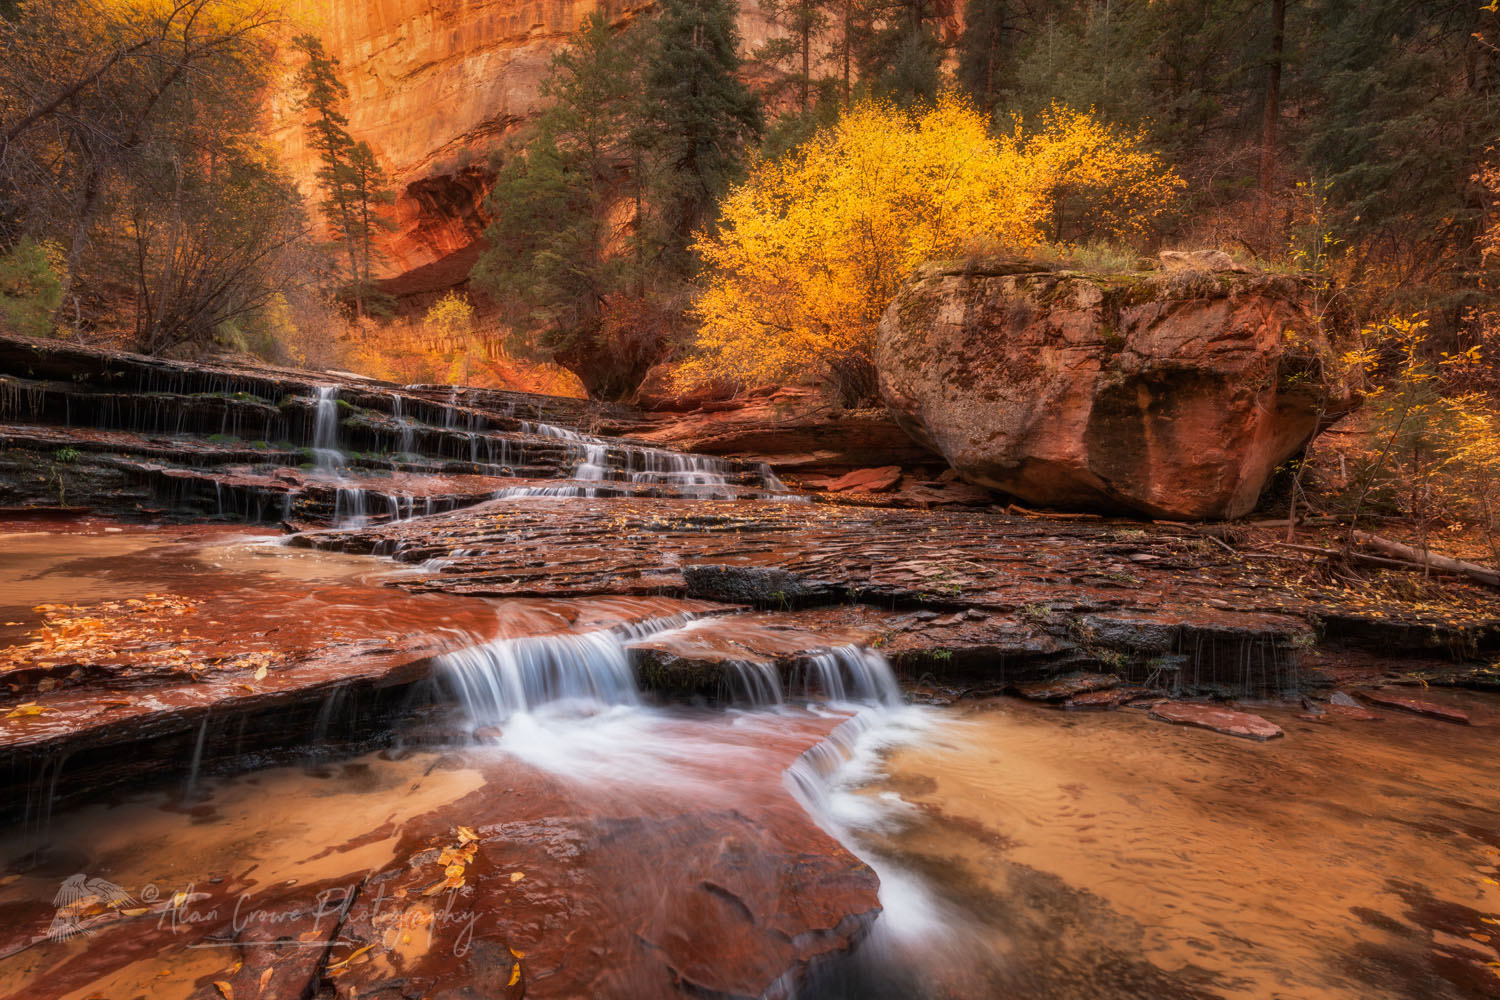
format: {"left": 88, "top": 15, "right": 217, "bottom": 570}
{"left": 3, "top": 335, "right": 1500, "bottom": 1000}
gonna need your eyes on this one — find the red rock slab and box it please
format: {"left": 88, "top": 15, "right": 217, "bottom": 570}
{"left": 1148, "top": 701, "right": 1285, "bottom": 740}
{"left": 1014, "top": 672, "right": 1120, "bottom": 702}
{"left": 1064, "top": 685, "right": 1161, "bottom": 710}
{"left": 1360, "top": 689, "right": 1470, "bottom": 725}
{"left": 325, "top": 718, "right": 880, "bottom": 1000}
{"left": 1325, "top": 702, "right": 1382, "bottom": 722}
{"left": 826, "top": 466, "right": 903, "bottom": 493}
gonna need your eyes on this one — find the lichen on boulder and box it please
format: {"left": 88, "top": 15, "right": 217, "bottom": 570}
{"left": 875, "top": 256, "right": 1357, "bottom": 520}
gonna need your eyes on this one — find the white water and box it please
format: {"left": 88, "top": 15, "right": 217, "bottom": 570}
{"left": 439, "top": 611, "right": 703, "bottom": 729}
{"left": 519, "top": 419, "right": 743, "bottom": 496}
{"left": 784, "top": 708, "right": 961, "bottom": 950}
{"left": 311, "top": 386, "right": 343, "bottom": 470}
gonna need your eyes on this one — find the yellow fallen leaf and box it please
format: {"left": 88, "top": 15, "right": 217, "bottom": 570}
{"left": 326, "top": 943, "right": 375, "bottom": 970}
{"left": 509, "top": 872, "right": 524, "bottom": 883}
{"left": 253, "top": 666, "right": 267, "bottom": 681}
{"left": 258, "top": 967, "right": 273, "bottom": 993}
{"left": 444, "top": 863, "right": 466, "bottom": 880}
{"left": 120, "top": 907, "right": 148, "bottom": 917}
{"left": 213, "top": 981, "right": 233, "bottom": 1000}
{"left": 509, "top": 963, "right": 521, "bottom": 986}
{"left": 456, "top": 826, "right": 479, "bottom": 844}
{"left": 5, "top": 702, "right": 48, "bottom": 719}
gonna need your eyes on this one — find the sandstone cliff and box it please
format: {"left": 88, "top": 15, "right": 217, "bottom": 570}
{"left": 275, "top": 0, "right": 775, "bottom": 298}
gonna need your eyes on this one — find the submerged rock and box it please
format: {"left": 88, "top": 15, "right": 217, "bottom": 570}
{"left": 1148, "top": 701, "right": 1285, "bottom": 740}
{"left": 1360, "top": 689, "right": 1471, "bottom": 724}
{"left": 1013, "top": 672, "right": 1121, "bottom": 702}
{"left": 875, "top": 258, "right": 1357, "bottom": 519}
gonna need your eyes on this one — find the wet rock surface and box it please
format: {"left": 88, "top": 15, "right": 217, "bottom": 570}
{"left": 1148, "top": 701, "right": 1285, "bottom": 740}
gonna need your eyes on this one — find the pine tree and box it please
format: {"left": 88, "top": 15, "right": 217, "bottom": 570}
{"left": 638, "top": 0, "right": 763, "bottom": 254}
{"left": 294, "top": 35, "right": 394, "bottom": 320}
{"left": 858, "top": 0, "right": 943, "bottom": 106}
{"left": 955, "top": 0, "right": 1017, "bottom": 115}
{"left": 472, "top": 13, "right": 645, "bottom": 397}
{"left": 755, "top": 0, "right": 832, "bottom": 113}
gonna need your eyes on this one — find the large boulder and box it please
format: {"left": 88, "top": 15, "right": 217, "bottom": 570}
{"left": 875, "top": 257, "right": 1355, "bottom": 520}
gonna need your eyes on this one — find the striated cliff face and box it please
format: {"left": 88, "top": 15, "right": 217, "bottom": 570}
{"left": 275, "top": 0, "right": 773, "bottom": 299}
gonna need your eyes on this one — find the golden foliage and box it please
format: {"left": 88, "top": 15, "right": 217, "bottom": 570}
{"left": 345, "top": 297, "right": 585, "bottom": 396}
{"left": 1341, "top": 315, "right": 1500, "bottom": 562}
{"left": 680, "top": 95, "right": 1181, "bottom": 389}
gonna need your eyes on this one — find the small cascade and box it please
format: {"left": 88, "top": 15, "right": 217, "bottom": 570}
{"left": 794, "top": 645, "right": 903, "bottom": 705}
{"left": 184, "top": 714, "right": 210, "bottom": 801}
{"left": 312, "top": 386, "right": 344, "bottom": 470}
{"left": 333, "top": 486, "right": 368, "bottom": 525}
{"left": 390, "top": 396, "right": 417, "bottom": 457}
{"left": 757, "top": 463, "right": 788, "bottom": 492}
{"left": 439, "top": 611, "right": 703, "bottom": 729}
{"left": 442, "top": 631, "right": 641, "bottom": 728}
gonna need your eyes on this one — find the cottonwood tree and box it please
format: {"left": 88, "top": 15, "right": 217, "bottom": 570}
{"left": 0, "top": 0, "right": 310, "bottom": 351}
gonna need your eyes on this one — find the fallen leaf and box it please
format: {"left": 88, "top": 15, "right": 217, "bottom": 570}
{"left": 252, "top": 665, "right": 267, "bottom": 681}
{"left": 212, "top": 981, "right": 233, "bottom": 1000}
{"left": 509, "top": 872, "right": 524, "bottom": 883}
{"left": 5, "top": 702, "right": 48, "bottom": 719}
{"left": 258, "top": 968, "right": 273, "bottom": 994}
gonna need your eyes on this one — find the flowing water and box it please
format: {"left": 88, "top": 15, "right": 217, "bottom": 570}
{"left": 1, "top": 524, "right": 1497, "bottom": 999}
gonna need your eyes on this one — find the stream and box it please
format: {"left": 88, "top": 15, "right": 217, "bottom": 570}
{"left": 0, "top": 525, "right": 1497, "bottom": 999}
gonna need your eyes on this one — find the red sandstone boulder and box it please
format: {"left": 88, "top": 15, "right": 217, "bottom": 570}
{"left": 875, "top": 258, "right": 1356, "bottom": 520}
{"left": 633, "top": 363, "right": 737, "bottom": 412}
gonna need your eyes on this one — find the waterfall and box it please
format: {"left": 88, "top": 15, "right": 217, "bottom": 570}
{"left": 311, "top": 386, "right": 343, "bottom": 470}
{"left": 520, "top": 420, "right": 735, "bottom": 494}
{"left": 444, "top": 629, "right": 640, "bottom": 727}
{"left": 795, "top": 645, "right": 903, "bottom": 705}
{"left": 439, "top": 612, "right": 903, "bottom": 730}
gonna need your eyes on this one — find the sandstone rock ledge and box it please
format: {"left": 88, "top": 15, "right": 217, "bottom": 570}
{"left": 876, "top": 258, "right": 1357, "bottom": 520}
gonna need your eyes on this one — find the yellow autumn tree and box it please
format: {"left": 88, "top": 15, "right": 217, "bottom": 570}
{"left": 680, "top": 96, "right": 1181, "bottom": 394}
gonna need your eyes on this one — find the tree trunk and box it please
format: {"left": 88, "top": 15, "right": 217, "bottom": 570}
{"left": 1258, "top": 0, "right": 1286, "bottom": 199}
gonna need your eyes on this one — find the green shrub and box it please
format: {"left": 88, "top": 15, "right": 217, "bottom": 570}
{"left": 0, "top": 237, "right": 63, "bottom": 338}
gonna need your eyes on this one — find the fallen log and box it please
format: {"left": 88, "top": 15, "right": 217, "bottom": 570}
{"left": 1270, "top": 537, "right": 1500, "bottom": 589}
{"left": 1271, "top": 541, "right": 1459, "bottom": 577}
{"left": 1349, "top": 530, "right": 1500, "bottom": 588}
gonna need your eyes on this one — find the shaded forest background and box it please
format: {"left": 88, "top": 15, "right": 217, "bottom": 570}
{"left": 4, "top": 0, "right": 1500, "bottom": 550}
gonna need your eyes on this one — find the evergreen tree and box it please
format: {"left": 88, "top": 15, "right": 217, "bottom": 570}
{"left": 858, "top": 0, "right": 944, "bottom": 106}
{"left": 294, "top": 35, "right": 394, "bottom": 319}
{"left": 954, "top": 0, "right": 1017, "bottom": 115}
{"left": 756, "top": 0, "right": 832, "bottom": 114}
{"left": 472, "top": 13, "right": 647, "bottom": 398}
{"left": 638, "top": 0, "right": 763, "bottom": 254}
{"left": 1299, "top": 0, "right": 1500, "bottom": 309}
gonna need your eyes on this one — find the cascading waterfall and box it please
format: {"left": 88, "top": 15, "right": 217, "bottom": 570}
{"left": 438, "top": 612, "right": 903, "bottom": 732}
{"left": 439, "top": 611, "right": 702, "bottom": 729}
{"left": 311, "top": 386, "right": 344, "bottom": 470}
{"left": 795, "top": 645, "right": 904, "bottom": 705}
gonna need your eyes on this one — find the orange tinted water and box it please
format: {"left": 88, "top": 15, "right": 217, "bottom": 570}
{"left": 835, "top": 696, "right": 1500, "bottom": 999}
